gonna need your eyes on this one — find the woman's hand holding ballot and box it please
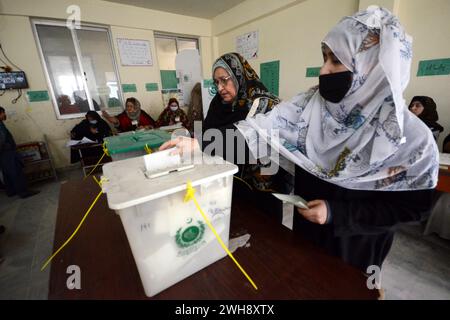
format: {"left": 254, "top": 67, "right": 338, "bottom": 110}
{"left": 296, "top": 200, "right": 328, "bottom": 225}
{"left": 159, "top": 136, "right": 200, "bottom": 156}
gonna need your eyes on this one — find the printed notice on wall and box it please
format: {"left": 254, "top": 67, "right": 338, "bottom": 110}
{"left": 260, "top": 60, "right": 280, "bottom": 96}
{"left": 26, "top": 90, "right": 49, "bottom": 102}
{"left": 306, "top": 67, "right": 321, "bottom": 78}
{"left": 117, "top": 38, "right": 153, "bottom": 66}
{"left": 236, "top": 31, "right": 259, "bottom": 60}
{"left": 417, "top": 58, "right": 450, "bottom": 76}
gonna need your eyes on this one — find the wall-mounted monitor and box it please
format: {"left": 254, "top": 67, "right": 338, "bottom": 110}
{"left": 0, "top": 71, "right": 29, "bottom": 90}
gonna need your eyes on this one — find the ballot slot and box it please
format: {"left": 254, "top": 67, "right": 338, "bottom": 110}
{"left": 143, "top": 148, "right": 195, "bottom": 179}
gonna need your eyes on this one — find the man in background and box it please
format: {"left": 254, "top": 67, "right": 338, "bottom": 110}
{"left": 0, "top": 106, "right": 39, "bottom": 198}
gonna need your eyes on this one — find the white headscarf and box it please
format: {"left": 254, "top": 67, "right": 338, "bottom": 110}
{"left": 237, "top": 7, "right": 439, "bottom": 191}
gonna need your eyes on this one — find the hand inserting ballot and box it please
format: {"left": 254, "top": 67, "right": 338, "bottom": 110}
{"left": 159, "top": 136, "right": 200, "bottom": 156}
{"left": 296, "top": 200, "right": 329, "bottom": 225}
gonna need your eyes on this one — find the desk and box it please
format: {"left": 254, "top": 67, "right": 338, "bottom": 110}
{"left": 48, "top": 179, "right": 378, "bottom": 300}
{"left": 425, "top": 168, "right": 450, "bottom": 239}
{"left": 437, "top": 168, "right": 450, "bottom": 193}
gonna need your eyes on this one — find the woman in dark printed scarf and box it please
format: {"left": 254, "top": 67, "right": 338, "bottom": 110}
{"left": 205, "top": 52, "right": 280, "bottom": 121}
{"left": 203, "top": 52, "right": 288, "bottom": 193}
{"left": 161, "top": 52, "right": 292, "bottom": 221}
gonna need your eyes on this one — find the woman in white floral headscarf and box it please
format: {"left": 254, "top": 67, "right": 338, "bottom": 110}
{"left": 162, "top": 7, "right": 438, "bottom": 272}
{"left": 235, "top": 7, "right": 438, "bottom": 272}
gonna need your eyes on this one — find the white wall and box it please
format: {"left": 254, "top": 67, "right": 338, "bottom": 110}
{"left": 214, "top": 0, "right": 359, "bottom": 100}
{"left": 212, "top": 0, "right": 307, "bottom": 36}
{"left": 359, "top": 0, "right": 400, "bottom": 12}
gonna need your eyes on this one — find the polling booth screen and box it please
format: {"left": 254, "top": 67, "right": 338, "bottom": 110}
{"left": 0, "top": 71, "right": 29, "bottom": 90}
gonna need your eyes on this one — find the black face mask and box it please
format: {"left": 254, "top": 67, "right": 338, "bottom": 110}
{"left": 319, "top": 71, "right": 353, "bottom": 103}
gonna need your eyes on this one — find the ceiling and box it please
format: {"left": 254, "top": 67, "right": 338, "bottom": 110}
{"left": 103, "top": 0, "right": 247, "bottom": 19}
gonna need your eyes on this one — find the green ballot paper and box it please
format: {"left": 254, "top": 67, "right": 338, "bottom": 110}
{"left": 272, "top": 193, "right": 309, "bottom": 209}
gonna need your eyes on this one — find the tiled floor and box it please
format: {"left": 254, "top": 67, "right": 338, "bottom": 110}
{"left": 0, "top": 168, "right": 82, "bottom": 300}
{"left": 382, "top": 224, "right": 450, "bottom": 299}
{"left": 0, "top": 168, "right": 449, "bottom": 299}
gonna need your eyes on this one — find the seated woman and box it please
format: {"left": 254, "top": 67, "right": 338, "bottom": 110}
{"left": 155, "top": 98, "right": 189, "bottom": 129}
{"left": 408, "top": 96, "right": 443, "bottom": 141}
{"left": 102, "top": 97, "right": 155, "bottom": 132}
{"left": 71, "top": 111, "right": 112, "bottom": 143}
{"left": 208, "top": 52, "right": 293, "bottom": 202}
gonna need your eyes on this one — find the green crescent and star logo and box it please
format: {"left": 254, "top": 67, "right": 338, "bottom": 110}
{"left": 208, "top": 85, "right": 217, "bottom": 96}
{"left": 175, "top": 219, "right": 205, "bottom": 249}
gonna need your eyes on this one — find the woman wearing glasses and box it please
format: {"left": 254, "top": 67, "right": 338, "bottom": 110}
{"left": 205, "top": 52, "right": 280, "bottom": 134}
{"left": 161, "top": 53, "right": 277, "bottom": 160}
{"left": 186, "top": 52, "right": 291, "bottom": 219}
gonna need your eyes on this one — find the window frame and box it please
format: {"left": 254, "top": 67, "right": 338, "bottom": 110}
{"left": 31, "top": 19, "right": 124, "bottom": 120}
{"left": 154, "top": 33, "right": 199, "bottom": 55}
{"left": 154, "top": 33, "right": 201, "bottom": 95}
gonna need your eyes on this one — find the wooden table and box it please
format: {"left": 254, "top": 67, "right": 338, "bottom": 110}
{"left": 48, "top": 179, "right": 378, "bottom": 300}
{"left": 437, "top": 168, "right": 450, "bottom": 193}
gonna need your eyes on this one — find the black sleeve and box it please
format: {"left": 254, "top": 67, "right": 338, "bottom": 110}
{"left": 0, "top": 129, "right": 6, "bottom": 153}
{"left": 97, "top": 120, "right": 112, "bottom": 141}
{"left": 443, "top": 134, "right": 450, "bottom": 152}
{"left": 329, "top": 188, "right": 435, "bottom": 237}
{"left": 71, "top": 123, "right": 86, "bottom": 140}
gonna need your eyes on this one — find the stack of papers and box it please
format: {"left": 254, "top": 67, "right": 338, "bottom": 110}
{"left": 66, "top": 137, "right": 97, "bottom": 147}
{"left": 158, "top": 123, "right": 183, "bottom": 131}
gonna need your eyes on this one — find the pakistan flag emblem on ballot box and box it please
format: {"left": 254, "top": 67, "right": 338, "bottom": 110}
{"left": 208, "top": 85, "right": 217, "bottom": 96}
{"left": 175, "top": 219, "right": 206, "bottom": 255}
